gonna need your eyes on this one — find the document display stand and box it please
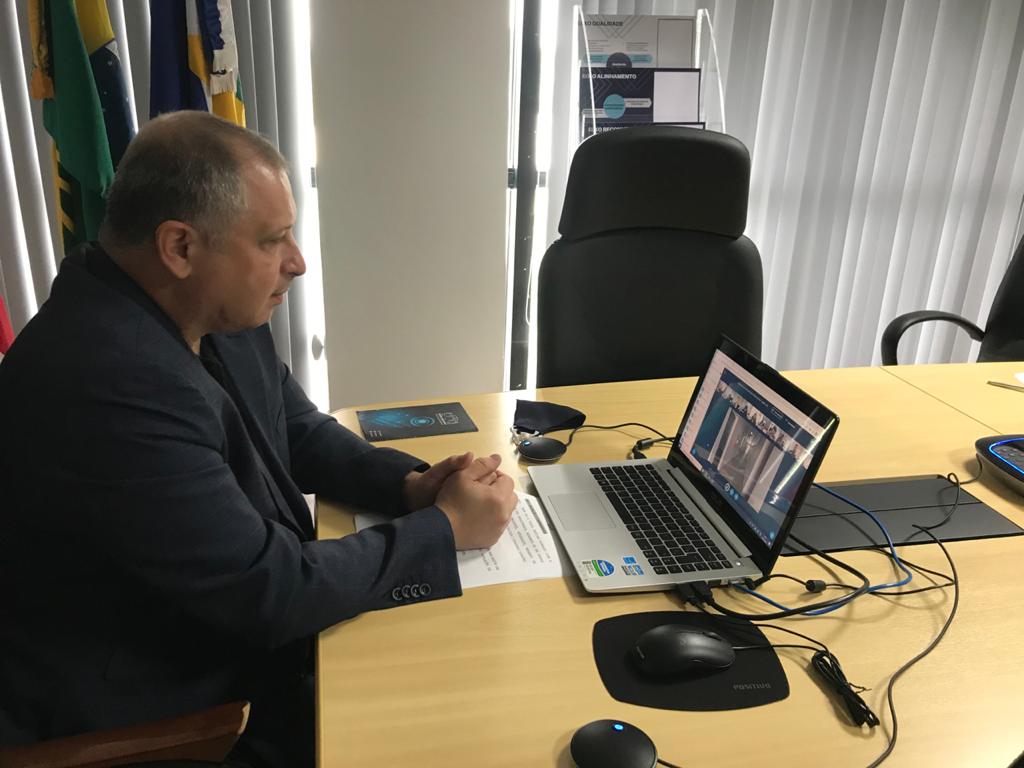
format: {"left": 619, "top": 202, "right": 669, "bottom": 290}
{"left": 575, "top": 10, "right": 724, "bottom": 141}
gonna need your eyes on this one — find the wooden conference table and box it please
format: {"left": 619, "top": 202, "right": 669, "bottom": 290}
{"left": 317, "top": 362, "right": 1024, "bottom": 767}
{"left": 884, "top": 360, "right": 1024, "bottom": 435}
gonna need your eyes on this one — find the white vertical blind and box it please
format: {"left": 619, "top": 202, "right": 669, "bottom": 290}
{"left": 534, "top": 0, "right": 1024, "bottom": 375}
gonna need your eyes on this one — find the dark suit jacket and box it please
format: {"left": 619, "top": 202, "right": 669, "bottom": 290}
{"left": 0, "top": 243, "right": 462, "bottom": 745}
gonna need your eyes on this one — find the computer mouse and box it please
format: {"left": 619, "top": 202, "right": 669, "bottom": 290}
{"left": 632, "top": 624, "right": 736, "bottom": 678}
{"left": 570, "top": 719, "right": 657, "bottom": 768}
{"left": 516, "top": 436, "right": 567, "bottom": 462}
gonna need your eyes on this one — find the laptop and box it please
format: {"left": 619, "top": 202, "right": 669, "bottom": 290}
{"left": 529, "top": 337, "right": 839, "bottom": 594}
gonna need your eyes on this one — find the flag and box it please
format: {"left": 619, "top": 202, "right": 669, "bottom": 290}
{"left": 28, "top": 0, "right": 134, "bottom": 254}
{"left": 75, "top": 0, "right": 134, "bottom": 167}
{"left": 150, "top": 0, "right": 245, "bottom": 127}
{"left": 195, "top": 0, "right": 246, "bottom": 126}
{"left": 0, "top": 296, "right": 14, "bottom": 355}
{"left": 149, "top": 0, "right": 207, "bottom": 115}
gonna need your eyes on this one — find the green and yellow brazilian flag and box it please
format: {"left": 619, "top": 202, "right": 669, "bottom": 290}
{"left": 29, "top": 0, "right": 134, "bottom": 254}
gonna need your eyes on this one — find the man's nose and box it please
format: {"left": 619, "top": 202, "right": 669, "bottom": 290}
{"left": 285, "top": 235, "right": 306, "bottom": 277}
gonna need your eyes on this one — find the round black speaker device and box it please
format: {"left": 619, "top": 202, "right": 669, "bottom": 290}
{"left": 569, "top": 719, "right": 657, "bottom": 768}
{"left": 516, "top": 436, "right": 567, "bottom": 463}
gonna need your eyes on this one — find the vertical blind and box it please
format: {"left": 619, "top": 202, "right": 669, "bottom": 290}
{"left": 537, "top": 0, "right": 1024, "bottom": 373}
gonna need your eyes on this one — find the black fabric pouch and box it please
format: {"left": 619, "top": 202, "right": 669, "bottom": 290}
{"left": 513, "top": 399, "right": 585, "bottom": 435}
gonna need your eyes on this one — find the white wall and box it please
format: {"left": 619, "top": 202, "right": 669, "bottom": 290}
{"left": 311, "top": 0, "right": 510, "bottom": 409}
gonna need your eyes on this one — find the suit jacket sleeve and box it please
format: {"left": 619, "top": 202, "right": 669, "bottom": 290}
{"left": 277, "top": 354, "right": 425, "bottom": 515}
{"left": 63, "top": 360, "right": 461, "bottom": 651}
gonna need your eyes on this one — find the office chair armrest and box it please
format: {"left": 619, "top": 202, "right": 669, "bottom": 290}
{"left": 881, "top": 310, "right": 985, "bottom": 365}
{"left": 0, "top": 700, "right": 250, "bottom": 768}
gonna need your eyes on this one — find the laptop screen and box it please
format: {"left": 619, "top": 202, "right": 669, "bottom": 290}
{"left": 674, "top": 345, "right": 835, "bottom": 552}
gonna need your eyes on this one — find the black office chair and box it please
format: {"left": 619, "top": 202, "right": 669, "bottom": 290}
{"left": 881, "top": 233, "right": 1024, "bottom": 364}
{"left": 536, "top": 125, "right": 762, "bottom": 387}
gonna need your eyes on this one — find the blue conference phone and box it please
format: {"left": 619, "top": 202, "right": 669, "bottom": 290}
{"left": 976, "top": 435, "right": 1024, "bottom": 496}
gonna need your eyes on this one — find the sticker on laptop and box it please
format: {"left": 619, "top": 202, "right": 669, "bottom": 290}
{"left": 621, "top": 556, "right": 645, "bottom": 576}
{"left": 581, "top": 559, "right": 616, "bottom": 578}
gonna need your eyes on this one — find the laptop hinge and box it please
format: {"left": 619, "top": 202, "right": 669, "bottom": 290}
{"left": 667, "top": 466, "right": 752, "bottom": 559}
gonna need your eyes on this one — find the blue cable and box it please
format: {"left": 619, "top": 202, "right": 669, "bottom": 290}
{"left": 814, "top": 483, "right": 914, "bottom": 589}
{"left": 734, "top": 483, "right": 913, "bottom": 616}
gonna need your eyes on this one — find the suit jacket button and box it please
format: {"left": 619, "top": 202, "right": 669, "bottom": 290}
{"left": 401, "top": 584, "right": 412, "bottom": 599}
{"left": 391, "top": 587, "right": 403, "bottom": 601}
{"left": 420, "top": 583, "right": 431, "bottom": 596}
{"left": 410, "top": 584, "right": 421, "bottom": 598}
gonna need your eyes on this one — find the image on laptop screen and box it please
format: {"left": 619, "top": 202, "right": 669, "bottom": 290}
{"left": 676, "top": 348, "right": 830, "bottom": 548}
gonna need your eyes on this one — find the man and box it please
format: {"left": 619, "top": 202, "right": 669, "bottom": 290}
{"left": 0, "top": 112, "right": 516, "bottom": 767}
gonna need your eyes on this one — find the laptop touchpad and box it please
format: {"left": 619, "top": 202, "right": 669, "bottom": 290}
{"left": 549, "top": 493, "right": 617, "bottom": 531}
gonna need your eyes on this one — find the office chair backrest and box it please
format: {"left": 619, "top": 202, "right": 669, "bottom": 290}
{"left": 537, "top": 126, "right": 762, "bottom": 387}
{"left": 979, "top": 233, "right": 1024, "bottom": 362}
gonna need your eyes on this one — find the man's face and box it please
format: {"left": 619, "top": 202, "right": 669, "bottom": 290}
{"left": 192, "top": 162, "right": 306, "bottom": 334}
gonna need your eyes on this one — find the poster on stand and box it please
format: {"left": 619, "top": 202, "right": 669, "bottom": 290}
{"left": 581, "top": 121, "right": 705, "bottom": 139}
{"left": 580, "top": 68, "right": 700, "bottom": 138}
{"left": 579, "top": 14, "right": 700, "bottom": 139}
{"left": 581, "top": 15, "right": 695, "bottom": 69}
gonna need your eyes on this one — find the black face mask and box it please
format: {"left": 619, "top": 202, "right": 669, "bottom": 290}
{"left": 513, "top": 399, "right": 585, "bottom": 436}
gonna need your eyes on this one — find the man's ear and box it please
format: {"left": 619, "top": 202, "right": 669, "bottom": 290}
{"left": 154, "top": 220, "right": 201, "bottom": 279}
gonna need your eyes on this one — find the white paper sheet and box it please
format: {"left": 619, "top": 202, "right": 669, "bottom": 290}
{"left": 653, "top": 70, "right": 700, "bottom": 123}
{"left": 354, "top": 493, "right": 563, "bottom": 589}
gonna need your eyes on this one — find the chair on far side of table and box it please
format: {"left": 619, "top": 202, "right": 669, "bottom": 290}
{"left": 881, "top": 233, "right": 1024, "bottom": 364}
{"left": 536, "top": 125, "right": 763, "bottom": 388}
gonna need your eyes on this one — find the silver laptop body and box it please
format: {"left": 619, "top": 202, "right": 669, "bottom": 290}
{"left": 529, "top": 338, "right": 839, "bottom": 594}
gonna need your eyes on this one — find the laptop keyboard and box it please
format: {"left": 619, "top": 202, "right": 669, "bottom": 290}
{"left": 590, "top": 465, "right": 732, "bottom": 575}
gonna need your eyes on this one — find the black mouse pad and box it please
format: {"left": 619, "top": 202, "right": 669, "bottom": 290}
{"left": 592, "top": 612, "right": 788, "bottom": 711}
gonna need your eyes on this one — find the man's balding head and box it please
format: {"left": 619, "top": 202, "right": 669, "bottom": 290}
{"left": 101, "top": 111, "right": 288, "bottom": 248}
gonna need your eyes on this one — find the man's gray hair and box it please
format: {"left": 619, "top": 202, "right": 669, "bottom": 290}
{"left": 101, "top": 111, "right": 289, "bottom": 246}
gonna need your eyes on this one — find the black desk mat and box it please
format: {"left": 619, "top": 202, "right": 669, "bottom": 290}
{"left": 785, "top": 476, "right": 1024, "bottom": 555}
